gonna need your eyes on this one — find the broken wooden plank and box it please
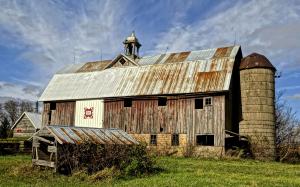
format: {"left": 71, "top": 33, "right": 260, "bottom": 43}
{"left": 32, "top": 159, "right": 55, "bottom": 168}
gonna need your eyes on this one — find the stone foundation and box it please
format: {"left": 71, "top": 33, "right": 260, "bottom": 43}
{"left": 130, "top": 133, "right": 224, "bottom": 157}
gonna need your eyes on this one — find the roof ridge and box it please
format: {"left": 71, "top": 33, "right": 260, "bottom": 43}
{"left": 140, "top": 45, "right": 239, "bottom": 59}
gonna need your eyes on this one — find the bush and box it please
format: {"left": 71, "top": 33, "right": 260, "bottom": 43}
{"left": 57, "top": 143, "right": 158, "bottom": 177}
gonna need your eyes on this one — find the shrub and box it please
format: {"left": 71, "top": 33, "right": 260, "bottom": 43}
{"left": 57, "top": 143, "right": 158, "bottom": 177}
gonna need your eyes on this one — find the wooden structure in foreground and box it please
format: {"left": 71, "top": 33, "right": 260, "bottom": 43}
{"left": 32, "top": 125, "right": 138, "bottom": 171}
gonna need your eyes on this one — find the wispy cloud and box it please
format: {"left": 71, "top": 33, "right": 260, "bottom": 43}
{"left": 0, "top": 0, "right": 131, "bottom": 81}
{"left": 154, "top": 0, "right": 300, "bottom": 72}
{"left": 287, "top": 94, "right": 300, "bottom": 100}
{"left": 0, "top": 81, "right": 40, "bottom": 100}
{"left": 0, "top": 0, "right": 300, "bottom": 108}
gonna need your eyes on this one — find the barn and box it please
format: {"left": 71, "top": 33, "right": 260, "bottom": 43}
{"left": 11, "top": 112, "right": 42, "bottom": 138}
{"left": 39, "top": 32, "right": 276, "bottom": 160}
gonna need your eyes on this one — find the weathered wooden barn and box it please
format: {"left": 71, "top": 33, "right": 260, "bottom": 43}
{"left": 11, "top": 112, "right": 42, "bottom": 138}
{"left": 39, "top": 32, "right": 276, "bottom": 159}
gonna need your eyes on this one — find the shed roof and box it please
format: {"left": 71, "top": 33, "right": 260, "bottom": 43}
{"left": 36, "top": 126, "right": 138, "bottom": 145}
{"left": 39, "top": 46, "right": 241, "bottom": 101}
{"left": 11, "top": 112, "right": 42, "bottom": 130}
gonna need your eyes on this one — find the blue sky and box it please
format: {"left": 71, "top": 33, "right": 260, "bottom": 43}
{"left": 0, "top": 0, "right": 300, "bottom": 117}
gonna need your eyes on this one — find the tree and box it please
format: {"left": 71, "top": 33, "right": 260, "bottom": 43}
{"left": 275, "top": 91, "right": 300, "bottom": 162}
{"left": 0, "top": 103, "right": 4, "bottom": 122}
{"left": 0, "top": 116, "right": 10, "bottom": 139}
{"left": 4, "top": 100, "right": 19, "bottom": 125}
{"left": 19, "top": 101, "right": 34, "bottom": 114}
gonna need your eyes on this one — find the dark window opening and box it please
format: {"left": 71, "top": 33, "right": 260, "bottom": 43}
{"left": 172, "top": 134, "right": 179, "bottom": 146}
{"left": 48, "top": 111, "right": 52, "bottom": 125}
{"left": 119, "top": 58, "right": 126, "bottom": 65}
{"left": 124, "top": 98, "right": 132, "bottom": 107}
{"left": 158, "top": 97, "right": 167, "bottom": 106}
{"left": 50, "top": 102, "right": 56, "bottom": 110}
{"left": 150, "top": 134, "right": 157, "bottom": 146}
{"left": 205, "top": 97, "right": 212, "bottom": 106}
{"left": 195, "top": 98, "right": 203, "bottom": 109}
{"left": 196, "top": 135, "right": 214, "bottom": 146}
{"left": 160, "top": 127, "right": 164, "bottom": 132}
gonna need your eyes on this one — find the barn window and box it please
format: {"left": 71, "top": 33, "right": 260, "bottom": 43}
{"left": 150, "top": 134, "right": 157, "bottom": 146}
{"left": 196, "top": 135, "right": 214, "bottom": 146}
{"left": 195, "top": 98, "right": 203, "bottom": 109}
{"left": 124, "top": 98, "right": 132, "bottom": 107}
{"left": 204, "top": 97, "right": 212, "bottom": 106}
{"left": 171, "top": 134, "right": 179, "bottom": 146}
{"left": 50, "top": 102, "right": 56, "bottom": 110}
{"left": 119, "top": 58, "right": 126, "bottom": 65}
{"left": 158, "top": 97, "right": 167, "bottom": 106}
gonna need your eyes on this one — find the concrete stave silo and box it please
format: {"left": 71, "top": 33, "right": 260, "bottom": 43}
{"left": 239, "top": 53, "right": 276, "bottom": 160}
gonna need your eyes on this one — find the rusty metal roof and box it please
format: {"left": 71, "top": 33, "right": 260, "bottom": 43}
{"left": 43, "top": 126, "right": 138, "bottom": 145}
{"left": 56, "top": 46, "right": 238, "bottom": 74}
{"left": 57, "top": 60, "right": 111, "bottom": 74}
{"left": 39, "top": 46, "right": 240, "bottom": 101}
{"left": 240, "top": 53, "right": 276, "bottom": 71}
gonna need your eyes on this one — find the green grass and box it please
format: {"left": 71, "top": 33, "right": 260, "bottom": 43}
{"left": 0, "top": 155, "right": 299, "bottom": 187}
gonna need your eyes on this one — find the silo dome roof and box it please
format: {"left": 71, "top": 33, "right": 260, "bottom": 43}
{"left": 240, "top": 53, "right": 276, "bottom": 71}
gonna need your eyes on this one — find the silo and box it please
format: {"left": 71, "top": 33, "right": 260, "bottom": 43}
{"left": 239, "top": 53, "right": 276, "bottom": 160}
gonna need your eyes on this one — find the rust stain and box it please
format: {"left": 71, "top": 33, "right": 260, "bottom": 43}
{"left": 240, "top": 53, "right": 276, "bottom": 71}
{"left": 60, "top": 128, "right": 78, "bottom": 144}
{"left": 163, "top": 52, "right": 190, "bottom": 64}
{"left": 175, "top": 51, "right": 191, "bottom": 62}
{"left": 76, "top": 60, "right": 111, "bottom": 73}
{"left": 165, "top": 53, "right": 177, "bottom": 63}
{"left": 212, "top": 47, "right": 233, "bottom": 58}
{"left": 72, "top": 128, "right": 88, "bottom": 143}
{"left": 195, "top": 71, "right": 222, "bottom": 92}
{"left": 210, "top": 59, "right": 217, "bottom": 71}
{"left": 81, "top": 129, "right": 104, "bottom": 144}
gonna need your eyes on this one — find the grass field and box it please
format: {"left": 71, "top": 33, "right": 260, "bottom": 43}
{"left": 0, "top": 155, "right": 299, "bottom": 187}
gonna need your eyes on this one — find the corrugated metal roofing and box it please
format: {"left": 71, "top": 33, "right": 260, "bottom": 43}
{"left": 40, "top": 46, "right": 240, "bottom": 101}
{"left": 44, "top": 125, "right": 138, "bottom": 145}
{"left": 26, "top": 112, "right": 42, "bottom": 129}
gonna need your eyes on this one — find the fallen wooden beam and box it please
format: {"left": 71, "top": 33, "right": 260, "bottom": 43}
{"left": 32, "top": 159, "right": 55, "bottom": 168}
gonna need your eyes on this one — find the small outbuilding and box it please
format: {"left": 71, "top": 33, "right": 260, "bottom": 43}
{"left": 32, "top": 125, "right": 138, "bottom": 171}
{"left": 11, "top": 112, "right": 42, "bottom": 138}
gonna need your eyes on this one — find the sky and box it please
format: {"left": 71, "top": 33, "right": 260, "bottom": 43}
{"left": 0, "top": 0, "right": 300, "bottom": 116}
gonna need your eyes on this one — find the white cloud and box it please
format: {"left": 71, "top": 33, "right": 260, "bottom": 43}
{"left": 154, "top": 0, "right": 300, "bottom": 72}
{"left": 0, "top": 0, "right": 300, "bottom": 103}
{"left": 0, "top": 0, "right": 131, "bottom": 82}
{"left": 0, "top": 81, "right": 40, "bottom": 101}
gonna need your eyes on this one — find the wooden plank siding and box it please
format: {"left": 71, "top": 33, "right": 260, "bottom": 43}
{"left": 13, "top": 115, "right": 36, "bottom": 137}
{"left": 42, "top": 102, "right": 75, "bottom": 127}
{"left": 104, "top": 95, "right": 226, "bottom": 146}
